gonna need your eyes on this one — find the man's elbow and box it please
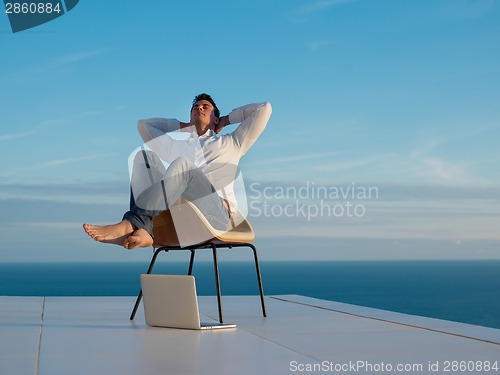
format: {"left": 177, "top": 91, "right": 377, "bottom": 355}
{"left": 262, "top": 101, "right": 272, "bottom": 118}
{"left": 137, "top": 119, "right": 145, "bottom": 132}
{"left": 137, "top": 119, "right": 149, "bottom": 141}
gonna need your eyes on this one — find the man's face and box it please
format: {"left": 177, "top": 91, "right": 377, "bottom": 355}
{"left": 190, "top": 100, "right": 218, "bottom": 128}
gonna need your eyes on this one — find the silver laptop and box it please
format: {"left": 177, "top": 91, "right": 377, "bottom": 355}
{"left": 140, "top": 274, "right": 236, "bottom": 330}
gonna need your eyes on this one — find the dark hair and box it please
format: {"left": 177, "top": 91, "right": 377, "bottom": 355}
{"left": 192, "top": 93, "right": 220, "bottom": 118}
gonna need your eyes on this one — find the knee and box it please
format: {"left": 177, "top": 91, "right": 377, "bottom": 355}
{"left": 169, "top": 156, "right": 195, "bottom": 172}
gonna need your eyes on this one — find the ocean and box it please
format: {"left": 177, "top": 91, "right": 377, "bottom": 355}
{"left": 1, "top": 260, "right": 499, "bottom": 329}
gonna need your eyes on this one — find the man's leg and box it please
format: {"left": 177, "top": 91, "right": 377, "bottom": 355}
{"left": 84, "top": 154, "right": 229, "bottom": 249}
{"left": 125, "top": 155, "right": 230, "bottom": 231}
{"left": 83, "top": 150, "right": 166, "bottom": 248}
{"left": 82, "top": 220, "right": 136, "bottom": 246}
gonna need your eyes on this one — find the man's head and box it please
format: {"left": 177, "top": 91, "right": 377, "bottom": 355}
{"left": 190, "top": 93, "right": 221, "bottom": 135}
{"left": 192, "top": 93, "right": 220, "bottom": 118}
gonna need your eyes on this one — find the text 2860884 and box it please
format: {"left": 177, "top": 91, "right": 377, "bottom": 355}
{"left": 5, "top": 2, "right": 62, "bottom": 14}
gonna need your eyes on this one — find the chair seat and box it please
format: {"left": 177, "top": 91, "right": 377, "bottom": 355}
{"left": 152, "top": 198, "right": 254, "bottom": 248}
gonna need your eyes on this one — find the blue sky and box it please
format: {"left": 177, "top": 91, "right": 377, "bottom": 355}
{"left": 0, "top": 0, "right": 499, "bottom": 263}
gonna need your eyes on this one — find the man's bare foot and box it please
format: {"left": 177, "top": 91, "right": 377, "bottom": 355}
{"left": 83, "top": 220, "right": 135, "bottom": 246}
{"left": 123, "top": 229, "right": 154, "bottom": 250}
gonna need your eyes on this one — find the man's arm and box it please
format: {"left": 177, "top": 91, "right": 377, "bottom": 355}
{"left": 220, "top": 102, "right": 272, "bottom": 156}
{"left": 137, "top": 118, "right": 194, "bottom": 144}
{"left": 137, "top": 118, "right": 196, "bottom": 163}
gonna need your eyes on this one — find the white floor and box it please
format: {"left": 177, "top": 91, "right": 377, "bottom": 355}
{"left": 1, "top": 295, "right": 499, "bottom": 375}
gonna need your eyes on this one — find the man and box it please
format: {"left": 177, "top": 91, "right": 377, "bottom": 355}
{"left": 83, "top": 93, "right": 272, "bottom": 249}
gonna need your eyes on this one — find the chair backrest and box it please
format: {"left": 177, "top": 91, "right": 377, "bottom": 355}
{"left": 152, "top": 198, "right": 255, "bottom": 248}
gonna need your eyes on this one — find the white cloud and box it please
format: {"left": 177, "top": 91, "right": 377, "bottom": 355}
{"left": 0, "top": 130, "right": 37, "bottom": 141}
{"left": 22, "top": 221, "right": 82, "bottom": 230}
{"left": 0, "top": 49, "right": 108, "bottom": 85}
{"left": 248, "top": 184, "right": 500, "bottom": 242}
{"left": 1, "top": 106, "right": 126, "bottom": 142}
{"left": 40, "top": 153, "right": 115, "bottom": 167}
{"left": 287, "top": 0, "right": 356, "bottom": 24}
{"left": 55, "top": 49, "right": 107, "bottom": 66}
{"left": 314, "top": 158, "right": 374, "bottom": 173}
{"left": 0, "top": 180, "right": 128, "bottom": 205}
{"left": 299, "top": 0, "right": 356, "bottom": 14}
{"left": 418, "top": 157, "right": 472, "bottom": 184}
{"left": 245, "top": 151, "right": 343, "bottom": 167}
{"left": 36, "top": 106, "right": 125, "bottom": 131}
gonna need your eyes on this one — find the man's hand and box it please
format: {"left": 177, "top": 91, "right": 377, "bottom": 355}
{"left": 215, "top": 115, "right": 230, "bottom": 134}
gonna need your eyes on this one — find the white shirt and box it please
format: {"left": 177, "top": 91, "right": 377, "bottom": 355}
{"left": 137, "top": 102, "right": 272, "bottom": 214}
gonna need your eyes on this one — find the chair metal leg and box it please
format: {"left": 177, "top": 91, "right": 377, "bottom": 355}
{"left": 248, "top": 243, "right": 267, "bottom": 317}
{"left": 130, "top": 247, "right": 163, "bottom": 320}
{"left": 224, "top": 243, "right": 267, "bottom": 318}
{"left": 211, "top": 244, "right": 224, "bottom": 323}
{"left": 188, "top": 249, "right": 195, "bottom": 275}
